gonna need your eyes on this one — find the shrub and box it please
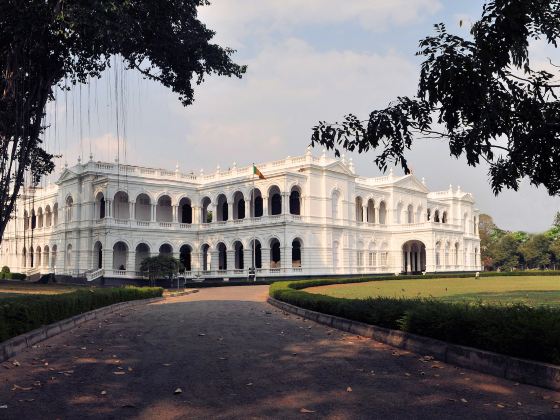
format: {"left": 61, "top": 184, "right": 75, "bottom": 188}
{"left": 270, "top": 280, "right": 560, "bottom": 365}
{"left": 1, "top": 266, "right": 9, "bottom": 274}
{"left": 0, "top": 286, "right": 163, "bottom": 342}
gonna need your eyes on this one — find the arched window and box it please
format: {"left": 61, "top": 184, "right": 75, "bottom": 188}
{"left": 355, "top": 197, "right": 363, "bottom": 222}
{"left": 270, "top": 238, "right": 281, "bottom": 268}
{"left": 427, "top": 208, "right": 432, "bottom": 221}
{"left": 217, "top": 243, "right": 227, "bottom": 270}
{"left": 37, "top": 208, "right": 43, "bottom": 228}
{"left": 95, "top": 192, "right": 106, "bottom": 219}
{"left": 201, "top": 197, "right": 211, "bottom": 223}
{"left": 331, "top": 190, "right": 340, "bottom": 220}
{"left": 216, "top": 194, "right": 228, "bottom": 221}
{"left": 396, "top": 202, "right": 403, "bottom": 224}
{"left": 268, "top": 186, "right": 282, "bottom": 215}
{"left": 31, "top": 209, "right": 37, "bottom": 229}
{"left": 23, "top": 210, "right": 29, "bottom": 231}
{"left": 442, "top": 211, "right": 448, "bottom": 224}
{"left": 51, "top": 245, "right": 57, "bottom": 268}
{"left": 234, "top": 241, "right": 244, "bottom": 269}
{"left": 250, "top": 240, "right": 262, "bottom": 269}
{"left": 407, "top": 204, "right": 414, "bottom": 224}
{"left": 434, "top": 210, "right": 440, "bottom": 223}
{"left": 45, "top": 205, "right": 52, "bottom": 227}
{"left": 66, "top": 244, "right": 73, "bottom": 270}
{"left": 180, "top": 244, "right": 192, "bottom": 271}
{"left": 35, "top": 246, "right": 41, "bottom": 268}
{"left": 113, "top": 242, "right": 128, "bottom": 271}
{"left": 156, "top": 195, "right": 172, "bottom": 222}
{"left": 233, "top": 192, "right": 245, "bottom": 220}
{"left": 159, "top": 243, "right": 173, "bottom": 258}
{"left": 43, "top": 245, "right": 50, "bottom": 268}
{"left": 250, "top": 189, "right": 263, "bottom": 218}
{"left": 113, "top": 192, "right": 130, "bottom": 220}
{"left": 179, "top": 198, "right": 192, "bottom": 224}
{"left": 289, "top": 188, "right": 301, "bottom": 215}
{"left": 135, "top": 243, "right": 150, "bottom": 272}
{"left": 53, "top": 203, "right": 59, "bottom": 225}
{"left": 201, "top": 244, "right": 210, "bottom": 271}
{"left": 93, "top": 242, "right": 103, "bottom": 269}
{"left": 292, "top": 239, "right": 302, "bottom": 268}
{"left": 454, "top": 242, "right": 460, "bottom": 266}
{"left": 135, "top": 193, "right": 151, "bottom": 221}
{"left": 444, "top": 242, "right": 450, "bottom": 267}
{"left": 435, "top": 242, "right": 441, "bottom": 267}
{"left": 379, "top": 201, "right": 387, "bottom": 224}
{"left": 367, "top": 199, "right": 375, "bottom": 223}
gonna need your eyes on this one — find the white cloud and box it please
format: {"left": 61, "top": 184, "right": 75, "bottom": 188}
{"left": 200, "top": 0, "right": 442, "bottom": 46}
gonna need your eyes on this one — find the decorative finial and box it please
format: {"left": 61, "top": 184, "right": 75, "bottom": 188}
{"left": 232, "top": 161, "right": 237, "bottom": 169}
{"left": 216, "top": 164, "right": 220, "bottom": 174}
{"left": 200, "top": 168, "right": 204, "bottom": 175}
{"left": 457, "top": 185, "right": 462, "bottom": 193}
{"left": 389, "top": 167, "right": 394, "bottom": 177}
{"left": 89, "top": 152, "right": 93, "bottom": 162}
{"left": 175, "top": 161, "right": 179, "bottom": 172}
{"left": 114, "top": 156, "right": 119, "bottom": 164}
{"left": 348, "top": 157, "right": 355, "bottom": 173}
{"left": 77, "top": 156, "right": 81, "bottom": 164}
{"left": 341, "top": 153, "right": 346, "bottom": 164}
{"left": 306, "top": 146, "right": 312, "bottom": 156}
{"left": 422, "top": 177, "right": 426, "bottom": 185}
{"left": 64, "top": 161, "right": 68, "bottom": 169}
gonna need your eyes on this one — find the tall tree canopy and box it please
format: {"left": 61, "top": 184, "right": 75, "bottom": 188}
{"left": 0, "top": 0, "right": 245, "bottom": 242}
{"left": 312, "top": 0, "right": 560, "bottom": 195}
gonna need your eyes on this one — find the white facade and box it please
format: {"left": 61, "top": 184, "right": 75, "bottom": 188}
{"left": 0, "top": 149, "right": 481, "bottom": 280}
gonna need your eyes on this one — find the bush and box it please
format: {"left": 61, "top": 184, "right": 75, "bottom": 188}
{"left": 270, "top": 280, "right": 560, "bottom": 365}
{"left": 0, "top": 271, "right": 25, "bottom": 280}
{"left": 1, "top": 266, "right": 9, "bottom": 274}
{"left": 0, "top": 286, "right": 163, "bottom": 342}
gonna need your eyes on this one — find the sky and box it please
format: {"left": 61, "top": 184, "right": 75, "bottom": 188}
{"left": 42, "top": 0, "right": 560, "bottom": 233}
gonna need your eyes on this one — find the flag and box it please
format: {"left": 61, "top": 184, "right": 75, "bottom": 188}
{"left": 253, "top": 164, "right": 266, "bottom": 179}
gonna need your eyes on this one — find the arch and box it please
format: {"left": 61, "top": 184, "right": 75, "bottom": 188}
{"left": 379, "top": 201, "right": 387, "bottom": 224}
{"left": 156, "top": 194, "right": 172, "bottom": 222}
{"left": 355, "top": 196, "right": 363, "bottom": 222}
{"left": 23, "top": 210, "right": 29, "bottom": 230}
{"left": 407, "top": 204, "right": 414, "bottom": 224}
{"left": 233, "top": 191, "right": 245, "bottom": 220}
{"left": 289, "top": 187, "right": 301, "bottom": 215}
{"left": 93, "top": 241, "right": 103, "bottom": 269}
{"left": 43, "top": 245, "right": 50, "bottom": 268}
{"left": 268, "top": 185, "right": 282, "bottom": 216}
{"left": 434, "top": 209, "right": 440, "bottom": 223}
{"left": 444, "top": 241, "right": 451, "bottom": 267}
{"left": 216, "top": 194, "right": 228, "bottom": 222}
{"left": 51, "top": 245, "right": 57, "bottom": 268}
{"left": 442, "top": 211, "right": 448, "bottom": 224}
{"left": 435, "top": 241, "right": 442, "bottom": 267}
{"left": 402, "top": 240, "right": 426, "bottom": 273}
{"left": 292, "top": 238, "right": 302, "bottom": 268}
{"left": 135, "top": 193, "right": 152, "bottom": 221}
{"left": 95, "top": 192, "right": 106, "bottom": 219}
{"left": 159, "top": 243, "right": 173, "bottom": 257}
{"left": 200, "top": 196, "right": 212, "bottom": 223}
{"left": 249, "top": 239, "right": 262, "bottom": 269}
{"left": 180, "top": 244, "right": 192, "bottom": 271}
{"left": 31, "top": 209, "right": 37, "bottom": 229}
{"left": 416, "top": 205, "right": 423, "bottom": 223}
{"left": 250, "top": 188, "right": 263, "bottom": 218}
{"left": 367, "top": 199, "right": 375, "bottom": 223}
{"left": 113, "top": 191, "right": 130, "bottom": 220}
{"left": 45, "top": 205, "right": 52, "bottom": 227}
{"left": 463, "top": 212, "right": 470, "bottom": 233}
{"left": 217, "top": 242, "right": 227, "bottom": 270}
{"left": 35, "top": 246, "right": 42, "bottom": 268}
{"left": 178, "top": 197, "right": 192, "bottom": 224}
{"left": 53, "top": 203, "right": 59, "bottom": 225}
{"left": 113, "top": 241, "right": 128, "bottom": 271}
{"left": 454, "top": 242, "right": 460, "bottom": 266}
{"left": 66, "top": 244, "right": 73, "bottom": 270}
{"left": 234, "top": 241, "right": 244, "bottom": 269}
{"left": 37, "top": 207, "right": 43, "bottom": 228}
{"left": 427, "top": 208, "right": 432, "bottom": 222}
{"left": 135, "top": 243, "right": 151, "bottom": 272}
{"left": 201, "top": 243, "right": 210, "bottom": 271}
{"left": 331, "top": 190, "right": 340, "bottom": 220}
{"left": 270, "top": 238, "right": 281, "bottom": 268}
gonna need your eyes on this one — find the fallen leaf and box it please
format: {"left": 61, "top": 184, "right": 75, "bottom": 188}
{"left": 497, "top": 404, "right": 505, "bottom": 408}
{"left": 12, "top": 361, "right": 20, "bottom": 367}
{"left": 174, "top": 388, "right": 182, "bottom": 394}
{"left": 0, "top": 404, "right": 7, "bottom": 409}
{"left": 113, "top": 372, "right": 126, "bottom": 375}
{"left": 162, "top": 363, "right": 172, "bottom": 367}
{"left": 246, "top": 383, "right": 253, "bottom": 386}
{"left": 198, "top": 333, "right": 206, "bottom": 337}
{"left": 101, "top": 391, "right": 107, "bottom": 395}
{"left": 346, "top": 387, "right": 353, "bottom": 392}
{"left": 300, "top": 408, "right": 315, "bottom": 413}
{"left": 11, "top": 385, "right": 32, "bottom": 391}
{"left": 460, "top": 398, "right": 468, "bottom": 403}
{"left": 122, "top": 404, "right": 136, "bottom": 408}
{"left": 404, "top": 373, "right": 411, "bottom": 377}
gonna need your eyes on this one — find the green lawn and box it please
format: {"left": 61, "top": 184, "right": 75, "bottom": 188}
{"left": 306, "top": 276, "right": 560, "bottom": 307}
{"left": 0, "top": 282, "right": 78, "bottom": 300}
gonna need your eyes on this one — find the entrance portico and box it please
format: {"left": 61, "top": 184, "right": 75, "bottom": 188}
{"left": 402, "top": 240, "right": 426, "bottom": 274}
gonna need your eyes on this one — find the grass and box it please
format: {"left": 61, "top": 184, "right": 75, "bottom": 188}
{"left": 306, "top": 276, "right": 560, "bottom": 307}
{"left": 0, "top": 282, "right": 79, "bottom": 299}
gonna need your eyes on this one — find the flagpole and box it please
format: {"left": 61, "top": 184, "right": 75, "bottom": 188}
{"left": 252, "top": 163, "right": 256, "bottom": 282}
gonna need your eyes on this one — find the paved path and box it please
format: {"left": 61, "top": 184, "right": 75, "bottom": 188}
{"left": 1, "top": 286, "right": 559, "bottom": 419}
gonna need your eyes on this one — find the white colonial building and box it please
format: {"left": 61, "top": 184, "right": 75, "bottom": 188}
{"left": 0, "top": 148, "right": 481, "bottom": 281}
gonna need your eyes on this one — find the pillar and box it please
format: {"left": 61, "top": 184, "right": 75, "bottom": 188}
{"left": 226, "top": 249, "right": 235, "bottom": 272}
{"left": 211, "top": 250, "right": 219, "bottom": 272}
{"left": 151, "top": 204, "right": 156, "bottom": 222}
{"left": 362, "top": 205, "right": 367, "bottom": 223}
{"left": 261, "top": 247, "right": 271, "bottom": 270}
{"left": 211, "top": 204, "right": 218, "bottom": 223}
{"left": 245, "top": 199, "right": 251, "bottom": 219}
{"left": 129, "top": 202, "right": 134, "bottom": 220}
{"left": 227, "top": 203, "right": 233, "bottom": 221}
{"left": 172, "top": 205, "right": 178, "bottom": 223}
{"left": 262, "top": 196, "right": 269, "bottom": 216}
{"left": 243, "top": 248, "right": 253, "bottom": 270}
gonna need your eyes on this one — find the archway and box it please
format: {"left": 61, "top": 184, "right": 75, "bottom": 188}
{"left": 250, "top": 189, "right": 263, "bottom": 218}
{"left": 270, "top": 238, "right": 281, "bottom": 268}
{"left": 156, "top": 195, "right": 172, "bottom": 222}
{"left": 201, "top": 197, "right": 211, "bottom": 223}
{"left": 292, "top": 238, "right": 302, "bottom": 268}
{"left": 159, "top": 243, "right": 173, "bottom": 258}
{"left": 268, "top": 186, "right": 282, "bottom": 215}
{"left": 234, "top": 241, "right": 244, "bottom": 269}
{"left": 355, "top": 197, "right": 363, "bottom": 222}
{"left": 113, "top": 192, "right": 130, "bottom": 220}
{"left": 217, "top": 243, "right": 227, "bottom": 270}
{"left": 93, "top": 241, "right": 103, "bottom": 269}
{"left": 216, "top": 194, "right": 228, "bottom": 221}
{"left": 367, "top": 199, "right": 375, "bottom": 223}
{"left": 113, "top": 242, "right": 128, "bottom": 271}
{"left": 402, "top": 240, "right": 426, "bottom": 274}
{"left": 95, "top": 192, "right": 106, "bottom": 219}
{"left": 136, "top": 193, "right": 152, "bottom": 221}
{"left": 379, "top": 201, "right": 387, "bottom": 224}
{"left": 180, "top": 244, "right": 192, "bottom": 271}
{"left": 250, "top": 240, "right": 262, "bottom": 269}
{"left": 233, "top": 192, "right": 245, "bottom": 220}
{"left": 201, "top": 244, "right": 210, "bottom": 271}
{"left": 179, "top": 197, "right": 192, "bottom": 224}
{"left": 135, "top": 243, "right": 150, "bottom": 272}
{"left": 289, "top": 187, "right": 301, "bottom": 215}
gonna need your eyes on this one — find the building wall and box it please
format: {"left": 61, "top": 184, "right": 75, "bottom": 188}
{"left": 0, "top": 150, "right": 481, "bottom": 279}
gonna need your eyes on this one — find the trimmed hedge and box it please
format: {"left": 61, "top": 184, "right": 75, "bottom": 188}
{"left": 0, "top": 272, "right": 26, "bottom": 280}
{"left": 270, "top": 279, "right": 560, "bottom": 365}
{"left": 0, "top": 286, "right": 163, "bottom": 342}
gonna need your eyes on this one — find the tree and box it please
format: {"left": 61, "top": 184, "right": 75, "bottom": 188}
{"left": 519, "top": 234, "right": 552, "bottom": 269}
{"left": 490, "top": 232, "right": 524, "bottom": 271}
{"left": 140, "top": 255, "right": 180, "bottom": 285}
{"left": 312, "top": 0, "right": 560, "bottom": 195}
{"left": 0, "top": 0, "right": 245, "bottom": 243}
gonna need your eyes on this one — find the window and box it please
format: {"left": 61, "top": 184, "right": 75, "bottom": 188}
{"left": 369, "top": 252, "right": 377, "bottom": 267}
{"left": 357, "top": 251, "right": 364, "bottom": 267}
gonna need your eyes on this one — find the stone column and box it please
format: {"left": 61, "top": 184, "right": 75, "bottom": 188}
{"left": 243, "top": 248, "right": 253, "bottom": 270}
{"left": 190, "top": 251, "right": 199, "bottom": 272}
{"left": 262, "top": 196, "right": 269, "bottom": 216}
{"left": 226, "top": 249, "right": 235, "bottom": 272}
{"left": 211, "top": 204, "right": 218, "bottom": 223}
{"left": 244, "top": 199, "right": 251, "bottom": 219}
{"left": 227, "top": 203, "right": 233, "bottom": 221}
{"left": 151, "top": 204, "right": 156, "bottom": 222}
{"left": 282, "top": 193, "right": 289, "bottom": 215}
{"left": 362, "top": 205, "right": 367, "bottom": 223}
{"left": 211, "top": 250, "right": 219, "bottom": 272}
